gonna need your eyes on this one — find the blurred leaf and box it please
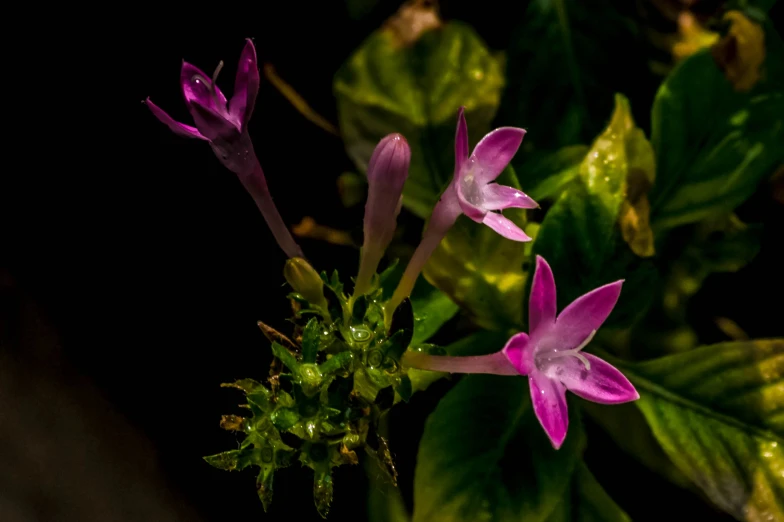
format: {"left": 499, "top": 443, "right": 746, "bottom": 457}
{"left": 712, "top": 11, "right": 766, "bottom": 92}
{"left": 531, "top": 95, "right": 658, "bottom": 327}
{"left": 662, "top": 214, "right": 763, "bottom": 319}
{"left": 413, "top": 374, "right": 584, "bottom": 522}
{"left": 650, "top": 50, "right": 784, "bottom": 228}
{"left": 444, "top": 329, "right": 510, "bottom": 357}
{"left": 423, "top": 166, "right": 529, "bottom": 330}
{"left": 345, "top": 0, "right": 380, "bottom": 20}
{"left": 545, "top": 463, "right": 631, "bottom": 522}
{"left": 670, "top": 11, "right": 720, "bottom": 64}
{"left": 524, "top": 145, "right": 589, "bottom": 202}
{"left": 409, "top": 276, "right": 459, "bottom": 345}
{"left": 500, "top": 0, "right": 652, "bottom": 152}
{"left": 620, "top": 339, "right": 784, "bottom": 520}
{"left": 335, "top": 21, "right": 504, "bottom": 218}
{"left": 619, "top": 213, "right": 763, "bottom": 359}
{"left": 582, "top": 400, "right": 691, "bottom": 488}
{"left": 754, "top": 0, "right": 780, "bottom": 12}
{"left": 571, "top": 463, "right": 631, "bottom": 522}
{"left": 366, "top": 452, "right": 411, "bottom": 522}
{"left": 337, "top": 172, "right": 367, "bottom": 208}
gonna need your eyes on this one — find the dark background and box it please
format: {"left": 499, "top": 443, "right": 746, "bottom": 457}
{"left": 3, "top": 1, "right": 782, "bottom": 520}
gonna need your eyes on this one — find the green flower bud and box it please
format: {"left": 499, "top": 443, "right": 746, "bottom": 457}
{"left": 284, "top": 258, "right": 328, "bottom": 310}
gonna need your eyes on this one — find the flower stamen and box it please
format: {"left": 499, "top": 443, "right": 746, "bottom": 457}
{"left": 211, "top": 60, "right": 225, "bottom": 107}
{"left": 539, "top": 330, "right": 597, "bottom": 371}
{"left": 574, "top": 329, "right": 597, "bottom": 352}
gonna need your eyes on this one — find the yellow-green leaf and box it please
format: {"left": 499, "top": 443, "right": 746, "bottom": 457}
{"left": 622, "top": 339, "right": 784, "bottom": 520}
{"left": 335, "top": 21, "right": 504, "bottom": 218}
{"left": 531, "top": 95, "right": 658, "bottom": 326}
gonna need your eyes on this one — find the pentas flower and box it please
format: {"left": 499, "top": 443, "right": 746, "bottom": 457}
{"left": 145, "top": 39, "right": 303, "bottom": 259}
{"left": 388, "top": 107, "right": 537, "bottom": 312}
{"left": 354, "top": 134, "right": 411, "bottom": 296}
{"left": 402, "top": 256, "right": 639, "bottom": 449}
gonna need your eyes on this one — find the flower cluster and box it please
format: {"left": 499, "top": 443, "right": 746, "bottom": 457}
{"left": 146, "top": 38, "right": 638, "bottom": 517}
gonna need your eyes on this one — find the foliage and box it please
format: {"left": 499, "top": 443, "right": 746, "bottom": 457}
{"left": 201, "top": 1, "right": 784, "bottom": 520}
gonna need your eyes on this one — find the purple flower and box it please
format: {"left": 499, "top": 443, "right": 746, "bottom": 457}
{"left": 145, "top": 39, "right": 303, "bottom": 259}
{"left": 451, "top": 107, "right": 538, "bottom": 240}
{"left": 388, "top": 107, "right": 537, "bottom": 312}
{"left": 146, "top": 39, "right": 260, "bottom": 176}
{"left": 354, "top": 134, "right": 411, "bottom": 296}
{"left": 402, "top": 255, "right": 638, "bottom": 449}
{"left": 507, "top": 256, "right": 639, "bottom": 448}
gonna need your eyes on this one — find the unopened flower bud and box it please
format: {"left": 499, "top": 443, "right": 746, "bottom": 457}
{"left": 354, "top": 134, "right": 411, "bottom": 296}
{"left": 284, "top": 258, "right": 328, "bottom": 310}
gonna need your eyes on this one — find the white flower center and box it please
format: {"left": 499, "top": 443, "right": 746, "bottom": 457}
{"left": 460, "top": 165, "right": 484, "bottom": 206}
{"left": 534, "top": 329, "right": 597, "bottom": 373}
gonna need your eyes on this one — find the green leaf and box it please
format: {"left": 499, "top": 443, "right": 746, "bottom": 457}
{"left": 302, "top": 318, "right": 321, "bottom": 364}
{"left": 565, "top": 463, "right": 631, "bottom": 522}
{"left": 500, "top": 0, "right": 653, "bottom": 152}
{"left": 366, "top": 452, "right": 411, "bottom": 522}
{"left": 544, "top": 462, "right": 631, "bottom": 522}
{"left": 424, "top": 166, "right": 530, "bottom": 330}
{"left": 524, "top": 145, "right": 590, "bottom": 202}
{"left": 270, "top": 342, "right": 300, "bottom": 373}
{"left": 581, "top": 401, "right": 690, "bottom": 488}
{"left": 413, "top": 374, "right": 584, "bottom": 522}
{"left": 410, "top": 276, "right": 459, "bottom": 345}
{"left": 650, "top": 51, "right": 784, "bottom": 228}
{"left": 380, "top": 330, "right": 410, "bottom": 364}
{"left": 444, "top": 329, "right": 510, "bottom": 357}
{"left": 319, "top": 351, "right": 354, "bottom": 377}
{"left": 204, "top": 448, "right": 259, "bottom": 471}
{"left": 247, "top": 388, "right": 273, "bottom": 413}
{"left": 335, "top": 21, "right": 504, "bottom": 218}
{"left": 395, "top": 375, "right": 413, "bottom": 403}
{"left": 531, "top": 95, "right": 658, "bottom": 327}
{"left": 270, "top": 407, "right": 300, "bottom": 432}
{"left": 220, "top": 378, "right": 265, "bottom": 394}
{"left": 351, "top": 294, "right": 369, "bottom": 324}
{"left": 620, "top": 339, "right": 784, "bottom": 520}
{"left": 388, "top": 297, "right": 414, "bottom": 348}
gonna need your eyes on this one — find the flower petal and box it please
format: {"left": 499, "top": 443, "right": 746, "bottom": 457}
{"left": 501, "top": 332, "right": 533, "bottom": 375}
{"left": 470, "top": 127, "right": 526, "bottom": 184}
{"left": 529, "top": 371, "right": 569, "bottom": 449}
{"left": 145, "top": 98, "right": 207, "bottom": 140}
{"left": 180, "top": 61, "right": 228, "bottom": 112}
{"left": 554, "top": 280, "right": 624, "bottom": 350}
{"left": 481, "top": 212, "right": 531, "bottom": 241}
{"left": 547, "top": 353, "right": 639, "bottom": 405}
{"left": 188, "top": 101, "right": 240, "bottom": 142}
{"left": 482, "top": 184, "right": 539, "bottom": 210}
{"left": 529, "top": 255, "right": 557, "bottom": 335}
{"left": 229, "top": 39, "right": 260, "bottom": 128}
{"left": 455, "top": 107, "right": 469, "bottom": 176}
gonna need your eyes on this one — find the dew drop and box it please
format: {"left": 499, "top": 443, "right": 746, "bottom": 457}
{"left": 350, "top": 325, "right": 373, "bottom": 342}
